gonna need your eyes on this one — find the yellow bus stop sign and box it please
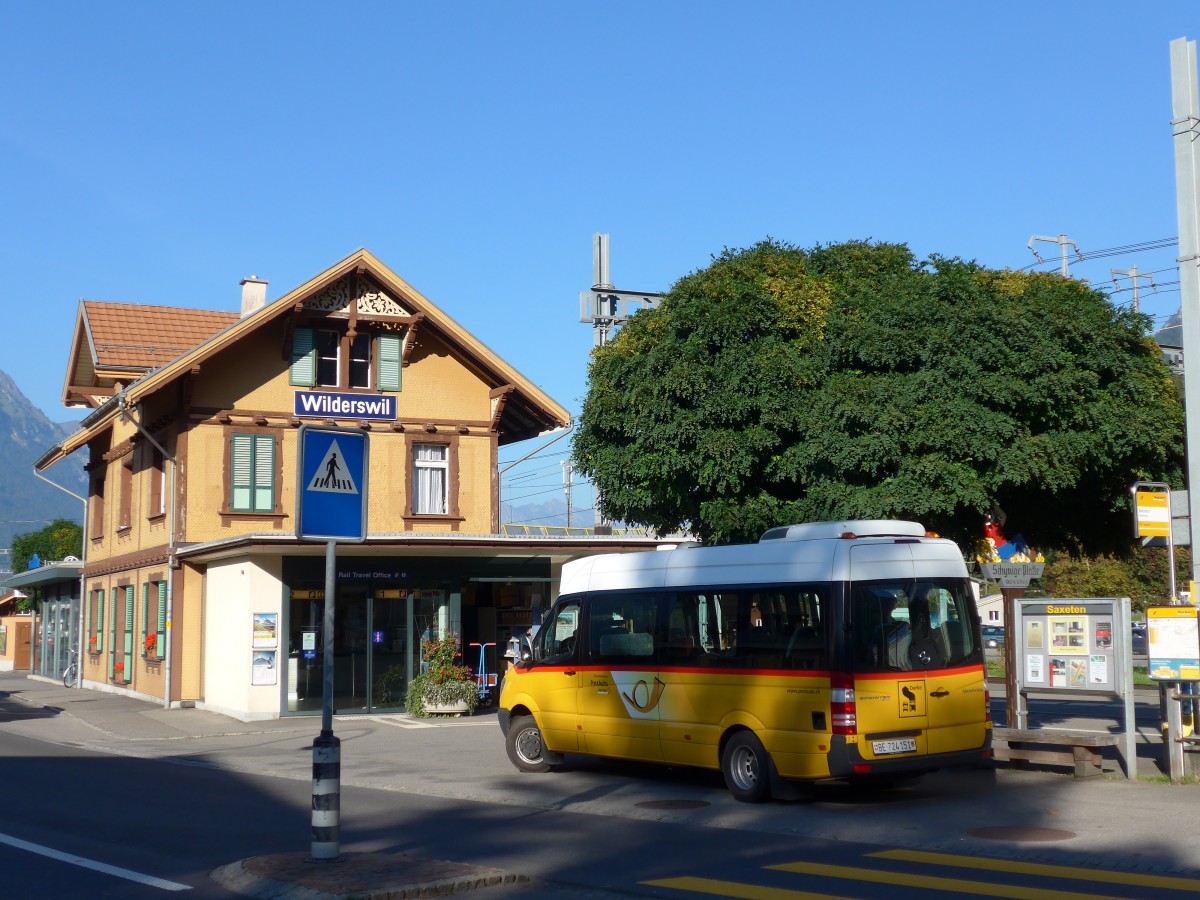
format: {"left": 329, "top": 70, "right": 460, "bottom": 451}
{"left": 1135, "top": 489, "right": 1171, "bottom": 538}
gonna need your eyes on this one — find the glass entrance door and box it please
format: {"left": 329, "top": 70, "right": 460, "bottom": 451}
{"left": 286, "top": 587, "right": 413, "bottom": 715}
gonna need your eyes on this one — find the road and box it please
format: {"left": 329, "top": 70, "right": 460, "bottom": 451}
{"left": 1, "top": 681, "right": 1197, "bottom": 898}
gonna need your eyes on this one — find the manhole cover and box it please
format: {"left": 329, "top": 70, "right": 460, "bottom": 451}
{"left": 968, "top": 826, "right": 1076, "bottom": 842}
{"left": 636, "top": 799, "right": 711, "bottom": 810}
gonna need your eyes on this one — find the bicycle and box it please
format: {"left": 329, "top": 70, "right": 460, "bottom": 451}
{"left": 62, "top": 647, "right": 78, "bottom": 688}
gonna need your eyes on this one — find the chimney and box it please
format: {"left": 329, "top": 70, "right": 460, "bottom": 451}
{"left": 240, "top": 276, "right": 268, "bottom": 317}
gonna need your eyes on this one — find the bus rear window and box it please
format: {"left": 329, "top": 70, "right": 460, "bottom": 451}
{"left": 851, "top": 580, "right": 978, "bottom": 672}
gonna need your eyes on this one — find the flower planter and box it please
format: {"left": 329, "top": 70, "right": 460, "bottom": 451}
{"left": 423, "top": 699, "right": 470, "bottom": 716}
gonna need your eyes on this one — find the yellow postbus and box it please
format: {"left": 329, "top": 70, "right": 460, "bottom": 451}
{"left": 498, "top": 520, "right": 992, "bottom": 801}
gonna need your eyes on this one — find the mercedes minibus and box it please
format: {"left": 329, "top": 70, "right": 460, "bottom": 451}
{"left": 498, "top": 520, "right": 992, "bottom": 801}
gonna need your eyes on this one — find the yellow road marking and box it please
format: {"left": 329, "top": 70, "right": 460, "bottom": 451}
{"left": 872, "top": 849, "right": 1200, "bottom": 893}
{"left": 643, "top": 877, "right": 855, "bottom": 899}
{"left": 767, "top": 860, "right": 1117, "bottom": 900}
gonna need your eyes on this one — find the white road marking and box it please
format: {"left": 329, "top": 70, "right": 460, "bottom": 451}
{"left": 0, "top": 831, "right": 192, "bottom": 891}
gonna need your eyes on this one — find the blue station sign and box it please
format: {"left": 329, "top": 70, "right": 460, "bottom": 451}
{"left": 297, "top": 425, "right": 369, "bottom": 542}
{"left": 294, "top": 390, "right": 396, "bottom": 421}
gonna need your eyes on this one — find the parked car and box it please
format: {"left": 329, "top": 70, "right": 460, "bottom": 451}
{"left": 981, "top": 625, "right": 1006, "bottom": 649}
{"left": 1132, "top": 627, "right": 1149, "bottom": 655}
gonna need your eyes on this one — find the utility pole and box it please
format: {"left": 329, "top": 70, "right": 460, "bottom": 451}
{"left": 1028, "top": 234, "right": 1084, "bottom": 277}
{"left": 580, "top": 234, "right": 664, "bottom": 349}
{"left": 1171, "top": 37, "right": 1200, "bottom": 588}
{"left": 1111, "top": 265, "right": 1157, "bottom": 312}
{"left": 579, "top": 234, "right": 665, "bottom": 530}
{"left": 1168, "top": 36, "right": 1200, "bottom": 783}
{"left": 561, "top": 461, "right": 573, "bottom": 528}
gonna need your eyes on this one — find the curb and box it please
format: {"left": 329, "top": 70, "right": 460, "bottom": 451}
{"left": 211, "top": 852, "right": 530, "bottom": 899}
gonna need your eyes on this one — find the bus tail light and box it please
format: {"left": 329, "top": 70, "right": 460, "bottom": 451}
{"left": 984, "top": 684, "right": 992, "bottom": 724}
{"left": 831, "top": 673, "right": 857, "bottom": 735}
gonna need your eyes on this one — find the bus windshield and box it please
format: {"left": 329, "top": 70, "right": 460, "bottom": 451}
{"left": 851, "top": 579, "right": 978, "bottom": 672}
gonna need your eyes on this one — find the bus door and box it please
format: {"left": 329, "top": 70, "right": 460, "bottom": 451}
{"left": 530, "top": 599, "right": 583, "bottom": 753}
{"left": 578, "top": 593, "right": 663, "bottom": 762}
{"left": 909, "top": 582, "right": 988, "bottom": 755}
{"left": 848, "top": 566, "right": 931, "bottom": 760}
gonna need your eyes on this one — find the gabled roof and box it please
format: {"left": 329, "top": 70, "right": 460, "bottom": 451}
{"left": 42, "top": 249, "right": 571, "bottom": 468}
{"left": 63, "top": 302, "right": 239, "bottom": 407}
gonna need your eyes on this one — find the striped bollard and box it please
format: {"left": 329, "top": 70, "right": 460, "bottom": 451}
{"left": 310, "top": 733, "right": 341, "bottom": 860}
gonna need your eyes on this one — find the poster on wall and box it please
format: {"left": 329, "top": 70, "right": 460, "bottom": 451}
{"left": 252, "top": 650, "right": 277, "bottom": 685}
{"left": 252, "top": 612, "right": 278, "bottom": 649}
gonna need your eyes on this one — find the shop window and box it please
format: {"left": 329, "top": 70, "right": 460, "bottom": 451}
{"left": 290, "top": 326, "right": 402, "bottom": 391}
{"left": 230, "top": 433, "right": 276, "bottom": 513}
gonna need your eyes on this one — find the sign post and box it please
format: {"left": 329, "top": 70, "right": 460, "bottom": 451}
{"left": 297, "top": 425, "right": 368, "bottom": 861}
{"left": 979, "top": 561, "right": 1045, "bottom": 728}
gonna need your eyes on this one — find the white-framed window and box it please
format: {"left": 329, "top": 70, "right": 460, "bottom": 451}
{"left": 290, "top": 326, "right": 402, "bottom": 392}
{"left": 316, "top": 329, "right": 340, "bottom": 387}
{"left": 412, "top": 444, "right": 448, "bottom": 515}
{"left": 349, "top": 333, "right": 372, "bottom": 388}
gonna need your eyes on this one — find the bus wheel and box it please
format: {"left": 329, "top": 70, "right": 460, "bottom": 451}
{"left": 722, "top": 732, "right": 772, "bottom": 803}
{"left": 506, "top": 715, "right": 553, "bottom": 773}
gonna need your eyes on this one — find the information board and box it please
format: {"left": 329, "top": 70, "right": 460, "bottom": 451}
{"left": 1017, "top": 599, "right": 1124, "bottom": 692}
{"left": 1147, "top": 605, "right": 1200, "bottom": 681}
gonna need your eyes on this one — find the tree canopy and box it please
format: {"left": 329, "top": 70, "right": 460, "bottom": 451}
{"left": 573, "top": 239, "right": 1184, "bottom": 550}
{"left": 12, "top": 518, "right": 82, "bottom": 573}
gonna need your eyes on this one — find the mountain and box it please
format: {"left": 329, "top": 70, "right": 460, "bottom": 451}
{"left": 0, "top": 369, "right": 87, "bottom": 568}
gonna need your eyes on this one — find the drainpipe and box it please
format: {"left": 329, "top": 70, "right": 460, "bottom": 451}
{"left": 116, "top": 392, "right": 177, "bottom": 710}
{"left": 32, "top": 467, "right": 87, "bottom": 685}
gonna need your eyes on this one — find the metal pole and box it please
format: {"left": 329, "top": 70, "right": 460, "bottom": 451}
{"left": 1171, "top": 38, "right": 1200, "bottom": 588}
{"left": 311, "top": 539, "right": 340, "bottom": 860}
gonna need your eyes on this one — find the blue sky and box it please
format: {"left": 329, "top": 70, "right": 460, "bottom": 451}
{"left": 1, "top": 3, "right": 1195, "bottom": 523}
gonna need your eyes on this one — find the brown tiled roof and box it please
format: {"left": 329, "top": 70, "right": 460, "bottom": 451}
{"left": 83, "top": 302, "right": 240, "bottom": 369}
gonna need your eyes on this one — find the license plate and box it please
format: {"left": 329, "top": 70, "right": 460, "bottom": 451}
{"left": 872, "top": 738, "right": 916, "bottom": 755}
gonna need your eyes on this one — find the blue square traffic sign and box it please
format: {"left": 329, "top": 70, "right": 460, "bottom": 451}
{"left": 297, "top": 425, "right": 369, "bottom": 541}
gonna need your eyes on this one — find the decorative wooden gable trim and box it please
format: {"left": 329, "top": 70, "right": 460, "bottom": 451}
{"left": 302, "top": 275, "right": 412, "bottom": 319}
{"left": 490, "top": 385, "right": 514, "bottom": 432}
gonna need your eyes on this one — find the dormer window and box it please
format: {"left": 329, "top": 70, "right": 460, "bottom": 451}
{"left": 291, "top": 325, "right": 401, "bottom": 392}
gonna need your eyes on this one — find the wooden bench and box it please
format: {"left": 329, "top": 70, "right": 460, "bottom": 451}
{"left": 991, "top": 727, "right": 1120, "bottom": 779}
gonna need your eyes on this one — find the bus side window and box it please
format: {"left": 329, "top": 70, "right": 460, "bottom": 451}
{"left": 784, "top": 589, "right": 827, "bottom": 669}
{"left": 586, "top": 593, "right": 658, "bottom": 665}
{"left": 663, "top": 595, "right": 699, "bottom": 661}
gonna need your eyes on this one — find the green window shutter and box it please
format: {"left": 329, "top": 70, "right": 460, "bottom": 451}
{"left": 231, "top": 434, "right": 252, "bottom": 510}
{"left": 156, "top": 581, "right": 167, "bottom": 658}
{"left": 289, "top": 326, "right": 316, "bottom": 386}
{"left": 141, "top": 583, "right": 149, "bottom": 656}
{"left": 108, "top": 588, "right": 117, "bottom": 678}
{"left": 123, "top": 586, "right": 134, "bottom": 677}
{"left": 232, "top": 434, "right": 275, "bottom": 512}
{"left": 97, "top": 590, "right": 105, "bottom": 653}
{"left": 253, "top": 435, "right": 275, "bottom": 512}
{"left": 377, "top": 333, "right": 402, "bottom": 391}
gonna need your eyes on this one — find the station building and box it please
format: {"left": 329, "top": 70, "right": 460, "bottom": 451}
{"left": 36, "top": 248, "right": 668, "bottom": 719}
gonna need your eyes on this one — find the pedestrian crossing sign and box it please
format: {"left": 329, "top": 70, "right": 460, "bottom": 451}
{"left": 297, "top": 425, "right": 368, "bottom": 542}
{"left": 307, "top": 439, "right": 359, "bottom": 495}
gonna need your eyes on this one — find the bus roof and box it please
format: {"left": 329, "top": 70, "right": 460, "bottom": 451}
{"left": 558, "top": 521, "right": 966, "bottom": 596}
{"left": 759, "top": 520, "right": 926, "bottom": 541}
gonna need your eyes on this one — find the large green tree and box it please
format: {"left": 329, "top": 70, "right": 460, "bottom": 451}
{"left": 12, "top": 518, "right": 83, "bottom": 572}
{"left": 573, "top": 239, "right": 1184, "bottom": 550}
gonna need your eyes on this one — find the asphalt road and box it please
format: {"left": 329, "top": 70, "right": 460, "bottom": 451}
{"left": 2, "top": 678, "right": 1198, "bottom": 899}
